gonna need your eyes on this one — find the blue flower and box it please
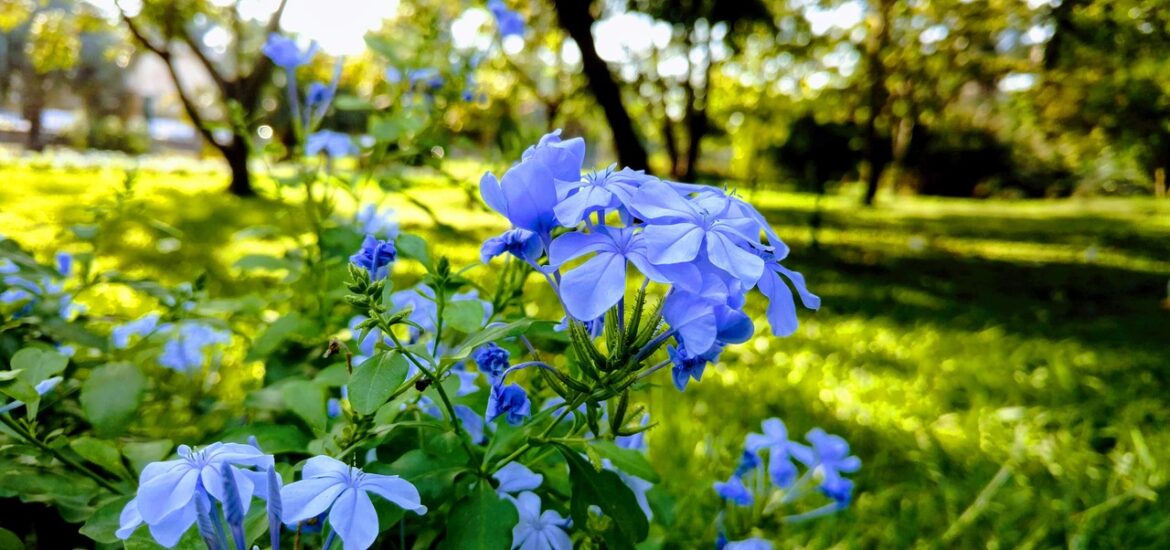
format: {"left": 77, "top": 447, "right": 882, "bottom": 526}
{"left": 488, "top": 0, "right": 526, "bottom": 38}
{"left": 472, "top": 342, "right": 511, "bottom": 381}
{"left": 725, "top": 538, "right": 773, "bottom": 550}
{"left": 755, "top": 252, "right": 820, "bottom": 337}
{"left": 487, "top": 383, "right": 531, "bottom": 425}
{"left": 117, "top": 443, "right": 275, "bottom": 547}
{"left": 713, "top": 475, "right": 753, "bottom": 506}
{"left": 415, "top": 396, "right": 443, "bottom": 419}
{"left": 159, "top": 322, "right": 231, "bottom": 372}
{"left": 668, "top": 344, "right": 719, "bottom": 392}
{"left": 391, "top": 284, "right": 438, "bottom": 337}
{"left": 549, "top": 226, "right": 701, "bottom": 321}
{"left": 450, "top": 362, "right": 481, "bottom": 396}
{"left": 385, "top": 67, "right": 403, "bottom": 84}
{"left": 662, "top": 274, "right": 752, "bottom": 356}
{"left": 480, "top": 131, "right": 584, "bottom": 239}
{"left": 280, "top": 455, "right": 426, "bottom": 550}
{"left": 481, "top": 228, "right": 544, "bottom": 264}
{"left": 745, "top": 419, "right": 805, "bottom": 489}
{"left": 633, "top": 179, "right": 767, "bottom": 285}
{"left": 306, "top": 130, "right": 357, "bottom": 158}
{"left": 0, "top": 259, "right": 17, "bottom": 274}
{"left": 262, "top": 33, "right": 317, "bottom": 69}
{"left": 306, "top": 82, "right": 334, "bottom": 111}
{"left": 522, "top": 130, "right": 587, "bottom": 184}
{"left": 355, "top": 204, "right": 399, "bottom": 239}
{"left": 54, "top": 251, "right": 73, "bottom": 278}
{"left": 454, "top": 404, "right": 486, "bottom": 444}
{"left": 797, "top": 428, "right": 861, "bottom": 508}
{"left": 349, "top": 235, "right": 396, "bottom": 280}
{"left": 408, "top": 68, "right": 444, "bottom": 90}
{"left": 494, "top": 462, "right": 543, "bottom": 496}
{"left": 553, "top": 166, "right": 648, "bottom": 226}
{"left": 733, "top": 449, "right": 760, "bottom": 477}
{"left": 112, "top": 312, "right": 164, "bottom": 349}
{"left": 510, "top": 491, "right": 571, "bottom": 550}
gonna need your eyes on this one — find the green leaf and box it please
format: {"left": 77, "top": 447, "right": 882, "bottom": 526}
{"left": 247, "top": 313, "right": 309, "bottom": 360}
{"left": 220, "top": 423, "right": 310, "bottom": 455}
{"left": 11, "top": 347, "right": 67, "bottom": 385}
{"left": 396, "top": 233, "right": 432, "bottom": 271}
{"left": 233, "top": 253, "right": 292, "bottom": 272}
{"left": 81, "top": 363, "right": 145, "bottom": 436}
{"left": 554, "top": 442, "right": 649, "bottom": 548}
{"left": 379, "top": 449, "right": 470, "bottom": 503}
{"left": 80, "top": 495, "right": 132, "bottom": 543}
{"left": 442, "top": 300, "right": 485, "bottom": 333}
{"left": 282, "top": 381, "right": 327, "bottom": 433}
{"left": 438, "top": 482, "right": 517, "bottom": 550}
{"left": 0, "top": 527, "right": 22, "bottom": 549}
{"left": 69, "top": 437, "right": 126, "bottom": 478}
{"left": 590, "top": 440, "right": 660, "bottom": 483}
{"left": 123, "top": 440, "right": 173, "bottom": 474}
{"left": 349, "top": 352, "right": 410, "bottom": 415}
{"left": 0, "top": 379, "right": 37, "bottom": 405}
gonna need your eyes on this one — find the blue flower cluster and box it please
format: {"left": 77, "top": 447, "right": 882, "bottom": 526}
{"left": 0, "top": 252, "right": 85, "bottom": 320}
{"left": 118, "top": 443, "right": 425, "bottom": 550}
{"left": 713, "top": 418, "right": 860, "bottom": 544}
{"left": 480, "top": 130, "right": 819, "bottom": 393}
{"left": 111, "top": 314, "right": 232, "bottom": 373}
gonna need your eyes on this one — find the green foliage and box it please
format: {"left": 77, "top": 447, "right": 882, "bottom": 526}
{"left": 438, "top": 483, "right": 518, "bottom": 550}
{"left": 349, "top": 351, "right": 410, "bottom": 415}
{"left": 80, "top": 363, "right": 145, "bottom": 436}
{"left": 555, "top": 442, "right": 650, "bottom": 548}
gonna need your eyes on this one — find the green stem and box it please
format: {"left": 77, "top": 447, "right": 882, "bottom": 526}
{"left": 384, "top": 331, "right": 476, "bottom": 462}
{"left": 0, "top": 414, "right": 121, "bottom": 493}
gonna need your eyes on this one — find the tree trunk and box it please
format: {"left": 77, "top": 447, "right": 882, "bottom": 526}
{"left": 223, "top": 139, "right": 255, "bottom": 197}
{"left": 1156, "top": 167, "right": 1166, "bottom": 199}
{"left": 22, "top": 76, "right": 46, "bottom": 152}
{"left": 551, "top": 0, "right": 649, "bottom": 171}
{"left": 861, "top": 0, "right": 892, "bottom": 206}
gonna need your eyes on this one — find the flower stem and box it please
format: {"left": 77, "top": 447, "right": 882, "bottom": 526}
{"left": 384, "top": 331, "right": 476, "bottom": 462}
{"left": 0, "top": 413, "right": 121, "bottom": 492}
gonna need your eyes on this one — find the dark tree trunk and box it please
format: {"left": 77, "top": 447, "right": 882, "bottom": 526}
{"left": 223, "top": 139, "right": 255, "bottom": 197}
{"left": 22, "top": 76, "right": 46, "bottom": 152}
{"left": 551, "top": 0, "right": 649, "bottom": 171}
{"left": 861, "top": 0, "right": 892, "bottom": 206}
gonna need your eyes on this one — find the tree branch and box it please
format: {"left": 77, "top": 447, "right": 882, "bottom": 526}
{"left": 117, "top": 2, "right": 227, "bottom": 154}
{"left": 179, "top": 26, "right": 232, "bottom": 95}
{"left": 117, "top": 2, "right": 168, "bottom": 58}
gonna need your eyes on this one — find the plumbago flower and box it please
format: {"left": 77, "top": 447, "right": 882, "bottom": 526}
{"left": 488, "top": 0, "right": 526, "bottom": 38}
{"left": 117, "top": 443, "right": 275, "bottom": 546}
{"left": 280, "top": 455, "right": 426, "bottom": 550}
{"left": 510, "top": 492, "right": 571, "bottom": 550}
{"left": 477, "top": 130, "right": 818, "bottom": 398}
{"left": 158, "top": 322, "right": 232, "bottom": 372}
{"left": 711, "top": 418, "right": 861, "bottom": 545}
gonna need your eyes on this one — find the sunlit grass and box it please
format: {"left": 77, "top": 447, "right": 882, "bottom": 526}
{"left": 2, "top": 160, "right": 1169, "bottom": 547}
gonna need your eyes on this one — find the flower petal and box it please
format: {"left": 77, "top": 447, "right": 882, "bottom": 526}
{"left": 559, "top": 252, "right": 627, "bottom": 321}
{"left": 329, "top": 488, "right": 380, "bottom": 550}
{"left": 279, "top": 477, "right": 346, "bottom": 524}
{"left": 547, "top": 231, "right": 614, "bottom": 267}
{"left": 359, "top": 474, "right": 427, "bottom": 514}
{"left": 642, "top": 223, "right": 706, "bottom": 265}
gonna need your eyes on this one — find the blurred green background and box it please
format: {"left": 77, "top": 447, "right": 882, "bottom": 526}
{"left": 3, "top": 0, "right": 1170, "bottom": 547}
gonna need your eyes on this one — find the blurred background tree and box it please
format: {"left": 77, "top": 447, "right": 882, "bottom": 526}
{"left": 0, "top": 0, "right": 1166, "bottom": 203}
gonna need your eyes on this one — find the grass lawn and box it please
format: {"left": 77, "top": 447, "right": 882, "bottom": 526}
{"left": 3, "top": 160, "right": 1169, "bottom": 548}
